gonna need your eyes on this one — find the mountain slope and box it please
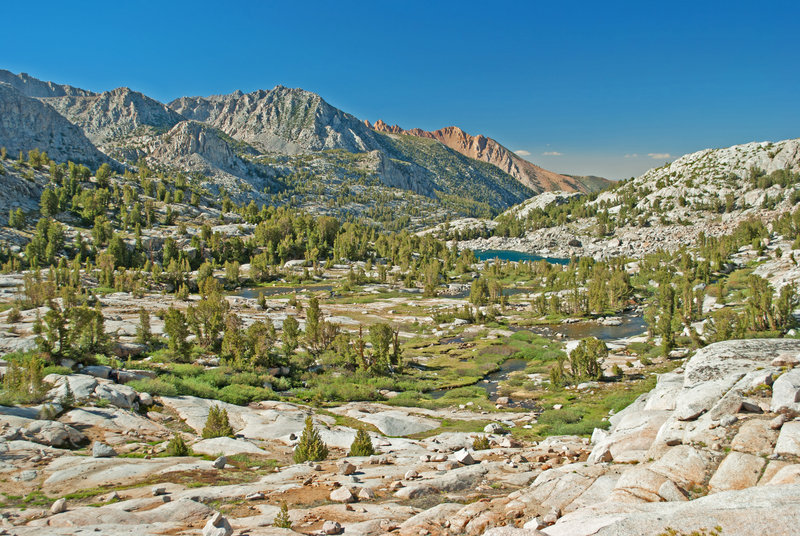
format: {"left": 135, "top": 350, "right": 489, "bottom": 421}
{"left": 461, "top": 137, "right": 800, "bottom": 260}
{"left": 43, "top": 87, "right": 185, "bottom": 145}
{"left": 170, "top": 87, "right": 536, "bottom": 210}
{"left": 148, "top": 120, "right": 278, "bottom": 196}
{"left": 0, "top": 69, "right": 96, "bottom": 98}
{"left": 0, "top": 83, "right": 109, "bottom": 167}
{"left": 0, "top": 70, "right": 543, "bottom": 220}
{"left": 365, "top": 120, "right": 610, "bottom": 194}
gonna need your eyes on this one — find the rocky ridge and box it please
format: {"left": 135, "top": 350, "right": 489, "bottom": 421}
{"left": 460, "top": 137, "right": 800, "bottom": 260}
{"left": 366, "top": 120, "right": 610, "bottom": 194}
{"left": 0, "top": 69, "right": 96, "bottom": 98}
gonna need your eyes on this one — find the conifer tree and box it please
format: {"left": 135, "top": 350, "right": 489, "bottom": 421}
{"left": 293, "top": 416, "right": 328, "bottom": 463}
{"left": 202, "top": 405, "right": 234, "bottom": 439}
{"left": 348, "top": 428, "right": 375, "bottom": 457}
{"left": 273, "top": 501, "right": 291, "bottom": 528}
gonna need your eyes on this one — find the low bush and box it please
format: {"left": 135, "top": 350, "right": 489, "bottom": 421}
{"left": 218, "top": 384, "right": 274, "bottom": 405}
{"left": 127, "top": 377, "right": 179, "bottom": 397}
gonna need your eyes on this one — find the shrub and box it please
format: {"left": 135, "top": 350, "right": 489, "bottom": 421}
{"left": 166, "top": 433, "right": 190, "bottom": 456}
{"left": 293, "top": 416, "right": 328, "bottom": 463}
{"left": 6, "top": 307, "right": 21, "bottom": 323}
{"left": 539, "top": 408, "right": 582, "bottom": 426}
{"left": 349, "top": 428, "right": 375, "bottom": 457}
{"left": 202, "top": 405, "right": 234, "bottom": 439}
{"left": 218, "top": 384, "right": 274, "bottom": 405}
{"left": 273, "top": 501, "right": 291, "bottom": 529}
{"left": 127, "top": 378, "right": 179, "bottom": 397}
{"left": 0, "top": 353, "right": 45, "bottom": 404}
{"left": 472, "top": 435, "right": 491, "bottom": 450}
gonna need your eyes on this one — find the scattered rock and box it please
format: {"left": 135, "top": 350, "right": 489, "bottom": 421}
{"left": 330, "top": 486, "right": 356, "bottom": 503}
{"left": 358, "top": 487, "right": 375, "bottom": 500}
{"left": 484, "top": 422, "right": 508, "bottom": 434}
{"left": 771, "top": 414, "right": 788, "bottom": 430}
{"left": 50, "top": 497, "right": 66, "bottom": 514}
{"left": 92, "top": 441, "right": 116, "bottom": 458}
{"left": 453, "top": 449, "right": 476, "bottom": 465}
{"left": 203, "top": 512, "right": 233, "bottom": 536}
{"left": 322, "top": 520, "right": 343, "bottom": 534}
{"left": 338, "top": 460, "right": 356, "bottom": 475}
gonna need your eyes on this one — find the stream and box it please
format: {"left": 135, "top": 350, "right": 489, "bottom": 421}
{"left": 234, "top": 285, "right": 334, "bottom": 299}
{"left": 428, "top": 314, "right": 647, "bottom": 407}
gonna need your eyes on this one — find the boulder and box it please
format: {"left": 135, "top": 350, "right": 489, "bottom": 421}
{"left": 112, "top": 342, "right": 148, "bottom": 358}
{"left": 82, "top": 365, "right": 112, "bottom": 379}
{"left": 730, "top": 419, "right": 778, "bottom": 455}
{"left": 338, "top": 460, "right": 357, "bottom": 475}
{"left": 50, "top": 497, "right": 67, "bottom": 514}
{"left": 330, "top": 486, "right": 355, "bottom": 503}
{"left": 546, "top": 483, "right": 800, "bottom": 536}
{"left": 45, "top": 374, "right": 98, "bottom": 401}
{"left": 322, "top": 520, "right": 343, "bottom": 534}
{"left": 357, "top": 487, "right": 375, "bottom": 500}
{"left": 24, "top": 420, "right": 85, "bottom": 447}
{"left": 646, "top": 445, "right": 713, "bottom": 491}
{"left": 484, "top": 422, "right": 508, "bottom": 434}
{"left": 94, "top": 383, "right": 137, "bottom": 409}
{"left": 203, "top": 512, "right": 232, "bottom": 536}
{"left": 775, "top": 421, "right": 800, "bottom": 456}
{"left": 708, "top": 452, "right": 766, "bottom": 492}
{"left": 453, "top": 448, "right": 476, "bottom": 465}
{"left": 115, "top": 369, "right": 157, "bottom": 384}
{"left": 190, "top": 437, "right": 267, "bottom": 457}
{"left": 92, "top": 441, "right": 116, "bottom": 458}
{"left": 212, "top": 456, "right": 227, "bottom": 469}
{"left": 351, "top": 409, "right": 439, "bottom": 437}
{"left": 771, "top": 369, "right": 800, "bottom": 413}
{"left": 764, "top": 464, "right": 800, "bottom": 486}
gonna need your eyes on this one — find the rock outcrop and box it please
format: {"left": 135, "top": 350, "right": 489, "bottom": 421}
{"left": 471, "top": 338, "right": 800, "bottom": 536}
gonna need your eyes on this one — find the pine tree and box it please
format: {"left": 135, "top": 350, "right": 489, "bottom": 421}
{"left": 166, "top": 432, "right": 190, "bottom": 456}
{"left": 348, "top": 428, "right": 375, "bottom": 457}
{"left": 273, "top": 501, "right": 291, "bottom": 528}
{"left": 202, "top": 405, "right": 234, "bottom": 439}
{"left": 136, "top": 308, "right": 151, "bottom": 345}
{"left": 61, "top": 380, "right": 75, "bottom": 408}
{"left": 293, "top": 416, "right": 328, "bottom": 463}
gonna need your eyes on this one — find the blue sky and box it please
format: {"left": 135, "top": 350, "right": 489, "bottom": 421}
{"left": 2, "top": 1, "right": 798, "bottom": 179}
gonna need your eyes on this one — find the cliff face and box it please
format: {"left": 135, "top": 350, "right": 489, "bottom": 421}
{"left": 0, "top": 83, "right": 109, "bottom": 167}
{"left": 366, "top": 120, "right": 610, "bottom": 194}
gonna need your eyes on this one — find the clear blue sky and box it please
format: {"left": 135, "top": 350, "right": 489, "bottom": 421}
{"left": 3, "top": 1, "right": 798, "bottom": 180}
